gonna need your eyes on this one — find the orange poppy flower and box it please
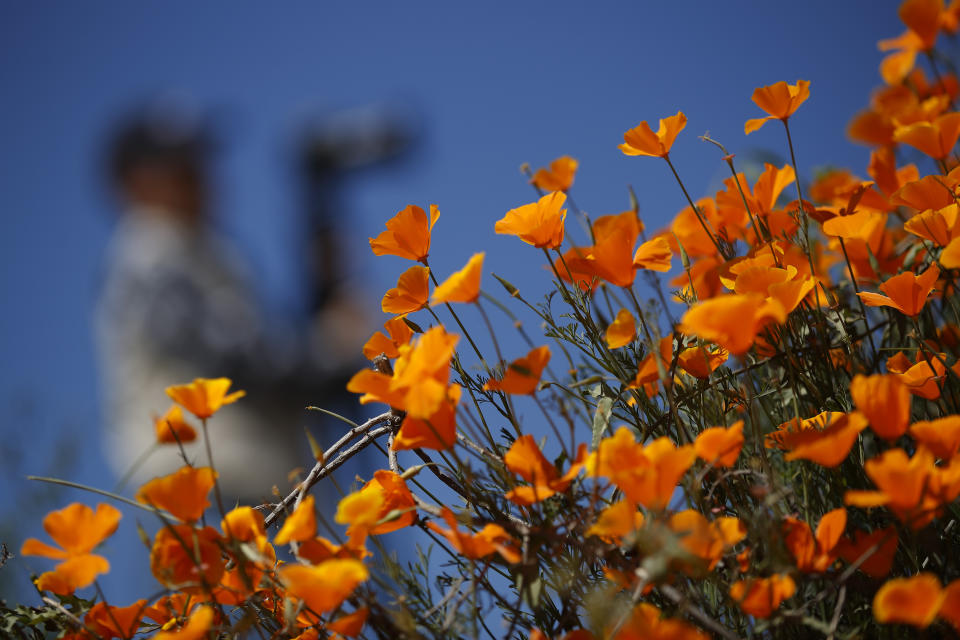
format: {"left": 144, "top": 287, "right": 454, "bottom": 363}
{"left": 530, "top": 156, "right": 578, "bottom": 192}
{"left": 619, "top": 111, "right": 687, "bottom": 158}
{"left": 827, "top": 213, "right": 902, "bottom": 282}
{"left": 32, "top": 560, "right": 110, "bottom": 596}
{"left": 585, "top": 500, "right": 645, "bottom": 543}
{"left": 221, "top": 506, "right": 267, "bottom": 544}
{"left": 85, "top": 600, "right": 147, "bottom": 640}
{"left": 281, "top": 559, "right": 369, "bottom": 615}
{"left": 136, "top": 466, "right": 217, "bottom": 523}
{"left": 381, "top": 265, "right": 430, "bottom": 314}
{"left": 941, "top": 235, "right": 960, "bottom": 268}
{"left": 369, "top": 204, "right": 440, "bottom": 263}
{"left": 733, "top": 265, "right": 816, "bottom": 315}
{"left": 216, "top": 511, "right": 273, "bottom": 602}
{"left": 605, "top": 309, "right": 636, "bottom": 349}
{"left": 633, "top": 236, "right": 673, "bottom": 272}
{"left": 744, "top": 80, "right": 811, "bottom": 135}
{"left": 553, "top": 246, "right": 597, "bottom": 293}
{"left": 362, "top": 470, "right": 418, "bottom": 535}
{"left": 942, "top": 0, "right": 960, "bottom": 33}
{"left": 879, "top": 29, "right": 924, "bottom": 84}
{"left": 931, "top": 456, "right": 960, "bottom": 505}
{"left": 849, "top": 374, "right": 911, "bottom": 440}
{"left": 766, "top": 411, "right": 868, "bottom": 467}
{"left": 941, "top": 580, "right": 960, "bottom": 633}
{"left": 845, "top": 446, "right": 940, "bottom": 528}
{"left": 670, "top": 197, "right": 723, "bottom": 258}
{"left": 389, "top": 326, "right": 460, "bottom": 407}
{"left": 563, "top": 211, "right": 643, "bottom": 288}
{"left": 858, "top": 263, "right": 939, "bottom": 316}
{"left": 910, "top": 416, "right": 960, "bottom": 458}
{"left": 809, "top": 168, "right": 868, "bottom": 207}
{"left": 297, "top": 534, "right": 368, "bottom": 565}
{"left": 426, "top": 508, "right": 521, "bottom": 563}
{"left": 678, "top": 293, "right": 787, "bottom": 355}
{"left": 587, "top": 210, "right": 642, "bottom": 284}
{"left": 904, "top": 204, "right": 960, "bottom": 246}
{"left": 502, "top": 435, "right": 587, "bottom": 505}
{"left": 894, "top": 112, "right": 960, "bottom": 159}
{"left": 717, "top": 247, "right": 792, "bottom": 288}
{"left": 916, "top": 65, "right": 960, "bottom": 99}
{"left": 21, "top": 502, "right": 121, "bottom": 594}
{"left": 901, "top": 0, "right": 944, "bottom": 50}
{"left": 717, "top": 164, "right": 796, "bottom": 230}
{"left": 821, "top": 210, "right": 886, "bottom": 240}
{"left": 336, "top": 470, "right": 417, "bottom": 538}
{"left": 849, "top": 108, "right": 897, "bottom": 146}
{"left": 274, "top": 495, "right": 317, "bottom": 545}
{"left": 484, "top": 345, "right": 551, "bottom": 395}
{"left": 431, "top": 253, "right": 484, "bottom": 305}
{"left": 495, "top": 191, "right": 567, "bottom": 249}
{"left": 586, "top": 427, "right": 696, "bottom": 510}
{"left": 730, "top": 574, "right": 796, "bottom": 618}
{"left": 676, "top": 345, "right": 728, "bottom": 378}
{"left": 782, "top": 508, "right": 846, "bottom": 573}
{"left": 835, "top": 526, "right": 898, "bottom": 579}
{"left": 890, "top": 174, "right": 958, "bottom": 211}
{"left": 335, "top": 484, "right": 385, "bottom": 544}
{"left": 215, "top": 540, "right": 276, "bottom": 605}
{"left": 165, "top": 378, "right": 245, "bottom": 420}
{"left": 614, "top": 603, "right": 710, "bottom": 640}
{"left": 154, "top": 405, "right": 197, "bottom": 444}
{"left": 630, "top": 335, "right": 674, "bottom": 397}
{"left": 694, "top": 420, "right": 744, "bottom": 468}
{"left": 349, "top": 325, "right": 459, "bottom": 419}
{"left": 150, "top": 524, "right": 224, "bottom": 591}
{"left": 328, "top": 607, "right": 370, "bottom": 637}
{"left": 898, "top": 355, "right": 946, "bottom": 399}
{"left": 21, "top": 503, "right": 121, "bottom": 561}
{"left": 671, "top": 255, "right": 725, "bottom": 301}
{"left": 392, "top": 386, "right": 461, "bottom": 450}
{"left": 153, "top": 606, "right": 214, "bottom": 640}
{"left": 143, "top": 592, "right": 197, "bottom": 627}
{"left": 669, "top": 510, "right": 746, "bottom": 572}
{"left": 868, "top": 146, "right": 918, "bottom": 199}
{"left": 886, "top": 349, "right": 918, "bottom": 375}
{"left": 347, "top": 365, "right": 412, "bottom": 413}
{"left": 873, "top": 573, "right": 944, "bottom": 628}
{"left": 362, "top": 316, "right": 414, "bottom": 360}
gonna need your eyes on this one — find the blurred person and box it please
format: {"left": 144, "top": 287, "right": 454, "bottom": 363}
{"left": 96, "top": 102, "right": 412, "bottom": 505}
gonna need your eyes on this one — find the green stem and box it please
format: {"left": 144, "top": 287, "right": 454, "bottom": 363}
{"left": 663, "top": 155, "right": 728, "bottom": 259}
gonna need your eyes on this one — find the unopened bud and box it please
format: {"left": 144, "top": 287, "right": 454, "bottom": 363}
{"left": 674, "top": 235, "right": 691, "bottom": 270}
{"left": 493, "top": 273, "right": 520, "bottom": 297}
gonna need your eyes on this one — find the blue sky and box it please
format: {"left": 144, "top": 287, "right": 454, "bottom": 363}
{"left": 0, "top": 1, "right": 905, "bottom": 600}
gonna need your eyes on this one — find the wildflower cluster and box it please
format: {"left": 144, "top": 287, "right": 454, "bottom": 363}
{"left": 9, "top": 0, "right": 960, "bottom": 637}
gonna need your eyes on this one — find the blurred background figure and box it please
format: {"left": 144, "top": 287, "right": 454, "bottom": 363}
{"left": 96, "top": 99, "right": 415, "bottom": 504}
